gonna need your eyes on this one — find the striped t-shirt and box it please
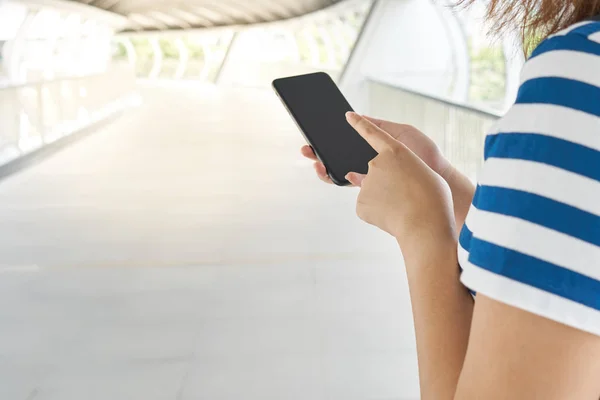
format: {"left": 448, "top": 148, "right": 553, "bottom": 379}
{"left": 458, "top": 19, "right": 600, "bottom": 336}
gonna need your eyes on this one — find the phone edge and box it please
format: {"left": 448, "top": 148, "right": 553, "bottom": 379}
{"left": 271, "top": 75, "right": 352, "bottom": 187}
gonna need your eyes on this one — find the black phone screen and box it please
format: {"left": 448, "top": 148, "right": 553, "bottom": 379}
{"left": 273, "top": 72, "right": 378, "bottom": 186}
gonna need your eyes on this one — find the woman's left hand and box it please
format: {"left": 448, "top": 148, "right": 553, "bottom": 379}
{"left": 344, "top": 112, "right": 456, "bottom": 250}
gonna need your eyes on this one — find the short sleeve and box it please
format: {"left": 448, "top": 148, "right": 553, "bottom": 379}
{"left": 459, "top": 24, "right": 600, "bottom": 336}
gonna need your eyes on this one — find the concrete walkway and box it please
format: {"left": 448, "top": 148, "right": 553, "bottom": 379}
{"left": 0, "top": 82, "right": 419, "bottom": 400}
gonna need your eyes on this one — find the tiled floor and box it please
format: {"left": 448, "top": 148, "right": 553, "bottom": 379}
{"left": 0, "top": 83, "right": 420, "bottom": 399}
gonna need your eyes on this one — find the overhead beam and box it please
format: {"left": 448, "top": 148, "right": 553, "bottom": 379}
{"left": 91, "top": 0, "right": 122, "bottom": 11}
{"left": 114, "top": 0, "right": 363, "bottom": 36}
{"left": 194, "top": 1, "right": 256, "bottom": 25}
{"left": 146, "top": 10, "right": 192, "bottom": 30}
{"left": 168, "top": 7, "right": 215, "bottom": 28}
{"left": 188, "top": 5, "right": 237, "bottom": 26}
{"left": 127, "top": 13, "right": 168, "bottom": 30}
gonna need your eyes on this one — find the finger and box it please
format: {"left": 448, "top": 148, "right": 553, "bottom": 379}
{"left": 301, "top": 145, "right": 318, "bottom": 161}
{"left": 362, "top": 116, "right": 385, "bottom": 129}
{"left": 314, "top": 162, "right": 333, "bottom": 184}
{"left": 346, "top": 112, "right": 397, "bottom": 153}
{"left": 363, "top": 116, "right": 413, "bottom": 142}
{"left": 345, "top": 172, "right": 366, "bottom": 187}
{"left": 363, "top": 116, "right": 399, "bottom": 137}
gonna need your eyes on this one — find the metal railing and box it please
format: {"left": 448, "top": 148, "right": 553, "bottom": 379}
{"left": 366, "top": 78, "right": 500, "bottom": 181}
{"left": 0, "top": 66, "right": 138, "bottom": 168}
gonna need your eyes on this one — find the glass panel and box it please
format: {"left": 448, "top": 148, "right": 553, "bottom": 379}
{"left": 458, "top": 4, "right": 509, "bottom": 111}
{"left": 114, "top": 0, "right": 373, "bottom": 86}
{"left": 367, "top": 80, "right": 497, "bottom": 181}
{"left": 158, "top": 38, "right": 180, "bottom": 79}
{"left": 26, "top": 9, "right": 62, "bottom": 40}
{"left": 131, "top": 38, "right": 154, "bottom": 78}
{"left": 0, "top": 2, "right": 27, "bottom": 40}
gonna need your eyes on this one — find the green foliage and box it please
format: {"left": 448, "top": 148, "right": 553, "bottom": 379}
{"left": 183, "top": 38, "right": 205, "bottom": 59}
{"left": 159, "top": 39, "right": 179, "bottom": 59}
{"left": 524, "top": 31, "right": 545, "bottom": 58}
{"left": 112, "top": 42, "right": 127, "bottom": 60}
{"left": 469, "top": 40, "right": 506, "bottom": 108}
{"left": 130, "top": 38, "right": 152, "bottom": 58}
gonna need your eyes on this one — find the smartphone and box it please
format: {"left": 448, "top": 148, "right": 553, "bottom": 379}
{"left": 273, "top": 72, "right": 378, "bottom": 186}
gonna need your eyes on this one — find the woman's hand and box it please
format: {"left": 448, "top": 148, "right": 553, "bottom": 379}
{"left": 301, "top": 115, "right": 475, "bottom": 234}
{"left": 344, "top": 112, "right": 456, "bottom": 249}
{"left": 301, "top": 116, "right": 450, "bottom": 185}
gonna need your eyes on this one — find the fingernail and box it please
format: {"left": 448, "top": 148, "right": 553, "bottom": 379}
{"left": 346, "top": 112, "right": 359, "bottom": 122}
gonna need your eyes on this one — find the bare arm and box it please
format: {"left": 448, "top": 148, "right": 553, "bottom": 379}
{"left": 455, "top": 295, "right": 600, "bottom": 399}
{"left": 340, "top": 114, "right": 476, "bottom": 399}
{"left": 440, "top": 165, "right": 475, "bottom": 235}
{"left": 402, "top": 237, "right": 474, "bottom": 400}
{"left": 402, "top": 237, "right": 600, "bottom": 400}
{"left": 303, "top": 115, "right": 478, "bottom": 398}
{"left": 405, "top": 251, "right": 600, "bottom": 400}
{"left": 344, "top": 115, "right": 600, "bottom": 399}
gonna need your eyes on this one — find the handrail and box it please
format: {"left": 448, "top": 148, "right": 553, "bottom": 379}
{"left": 0, "top": 67, "right": 138, "bottom": 173}
{"left": 366, "top": 76, "right": 502, "bottom": 120}
{"left": 366, "top": 75, "right": 500, "bottom": 181}
{"left": 0, "top": 72, "right": 108, "bottom": 91}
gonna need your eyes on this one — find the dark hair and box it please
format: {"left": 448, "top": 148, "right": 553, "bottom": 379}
{"left": 461, "top": 0, "right": 600, "bottom": 52}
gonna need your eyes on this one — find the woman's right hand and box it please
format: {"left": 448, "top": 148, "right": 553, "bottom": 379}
{"left": 301, "top": 116, "right": 451, "bottom": 185}
{"left": 302, "top": 115, "right": 475, "bottom": 232}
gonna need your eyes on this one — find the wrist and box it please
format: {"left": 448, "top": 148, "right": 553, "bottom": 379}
{"left": 390, "top": 212, "right": 457, "bottom": 252}
{"left": 396, "top": 227, "right": 457, "bottom": 264}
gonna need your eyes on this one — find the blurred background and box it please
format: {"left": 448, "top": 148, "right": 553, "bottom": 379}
{"left": 0, "top": 0, "right": 523, "bottom": 399}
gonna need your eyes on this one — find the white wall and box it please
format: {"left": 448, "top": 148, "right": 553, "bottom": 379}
{"left": 341, "top": 0, "right": 469, "bottom": 113}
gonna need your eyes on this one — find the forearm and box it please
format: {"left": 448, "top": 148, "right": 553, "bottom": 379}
{"left": 401, "top": 236, "right": 474, "bottom": 400}
{"left": 443, "top": 165, "right": 475, "bottom": 232}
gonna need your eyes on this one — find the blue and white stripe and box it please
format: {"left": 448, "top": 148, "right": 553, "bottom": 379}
{"left": 459, "top": 20, "right": 600, "bottom": 336}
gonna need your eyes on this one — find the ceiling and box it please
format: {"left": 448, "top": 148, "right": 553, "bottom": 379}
{"left": 70, "top": 0, "right": 345, "bottom": 32}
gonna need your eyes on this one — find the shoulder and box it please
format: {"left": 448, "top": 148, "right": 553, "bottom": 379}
{"left": 530, "top": 20, "right": 600, "bottom": 59}
{"left": 496, "top": 21, "right": 600, "bottom": 138}
{"left": 483, "top": 20, "right": 600, "bottom": 191}
{"left": 460, "top": 20, "right": 600, "bottom": 340}
{"left": 518, "top": 21, "right": 600, "bottom": 107}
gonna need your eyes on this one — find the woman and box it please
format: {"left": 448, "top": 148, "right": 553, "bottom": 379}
{"left": 302, "top": 1, "right": 600, "bottom": 398}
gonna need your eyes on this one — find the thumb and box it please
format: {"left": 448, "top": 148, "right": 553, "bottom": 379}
{"left": 345, "top": 172, "right": 366, "bottom": 187}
